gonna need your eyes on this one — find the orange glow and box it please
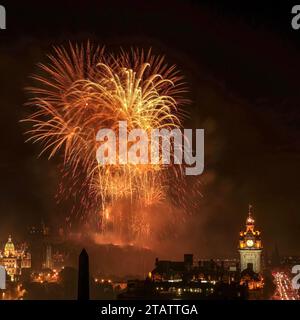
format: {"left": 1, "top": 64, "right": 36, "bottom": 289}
{"left": 22, "top": 42, "right": 192, "bottom": 237}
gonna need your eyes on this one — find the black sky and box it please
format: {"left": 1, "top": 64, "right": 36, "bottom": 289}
{"left": 0, "top": 0, "right": 300, "bottom": 257}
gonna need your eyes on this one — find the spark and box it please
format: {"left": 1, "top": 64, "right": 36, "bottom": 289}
{"left": 22, "top": 42, "right": 199, "bottom": 241}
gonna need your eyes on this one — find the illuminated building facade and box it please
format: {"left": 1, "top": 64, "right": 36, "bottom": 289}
{"left": 119, "top": 255, "right": 247, "bottom": 299}
{"left": 0, "top": 235, "right": 31, "bottom": 282}
{"left": 151, "top": 254, "right": 240, "bottom": 285}
{"left": 238, "top": 206, "right": 262, "bottom": 274}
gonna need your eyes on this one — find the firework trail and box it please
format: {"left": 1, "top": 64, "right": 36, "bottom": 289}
{"left": 22, "top": 42, "right": 200, "bottom": 240}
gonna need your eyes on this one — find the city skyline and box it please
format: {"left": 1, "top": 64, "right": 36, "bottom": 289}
{"left": 1, "top": 1, "right": 300, "bottom": 257}
{"left": 0, "top": 205, "right": 299, "bottom": 300}
{"left": 0, "top": 0, "right": 300, "bottom": 304}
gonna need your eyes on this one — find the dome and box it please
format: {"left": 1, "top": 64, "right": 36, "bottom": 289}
{"left": 4, "top": 235, "right": 15, "bottom": 257}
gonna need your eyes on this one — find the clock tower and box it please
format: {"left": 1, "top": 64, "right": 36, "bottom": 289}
{"left": 238, "top": 205, "right": 262, "bottom": 273}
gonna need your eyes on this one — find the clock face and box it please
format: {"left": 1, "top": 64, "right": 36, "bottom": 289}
{"left": 246, "top": 240, "right": 254, "bottom": 247}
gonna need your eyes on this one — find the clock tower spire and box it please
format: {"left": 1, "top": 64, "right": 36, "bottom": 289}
{"left": 238, "top": 205, "right": 262, "bottom": 273}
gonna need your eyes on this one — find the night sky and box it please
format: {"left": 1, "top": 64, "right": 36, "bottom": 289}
{"left": 0, "top": 0, "right": 300, "bottom": 258}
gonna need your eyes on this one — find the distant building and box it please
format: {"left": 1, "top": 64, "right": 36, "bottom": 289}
{"left": 240, "top": 264, "right": 263, "bottom": 290}
{"left": 44, "top": 245, "right": 53, "bottom": 270}
{"left": 52, "top": 251, "right": 65, "bottom": 270}
{"left": 119, "top": 254, "right": 247, "bottom": 299}
{"left": 28, "top": 222, "right": 50, "bottom": 270}
{"left": 238, "top": 205, "right": 262, "bottom": 273}
{"left": 152, "top": 254, "right": 239, "bottom": 284}
{"left": 0, "top": 235, "right": 31, "bottom": 282}
{"left": 281, "top": 255, "right": 300, "bottom": 266}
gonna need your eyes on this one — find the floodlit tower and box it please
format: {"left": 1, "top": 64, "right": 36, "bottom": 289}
{"left": 238, "top": 205, "right": 263, "bottom": 273}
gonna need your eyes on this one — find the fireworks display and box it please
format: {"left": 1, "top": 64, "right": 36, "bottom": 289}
{"left": 22, "top": 42, "right": 200, "bottom": 243}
